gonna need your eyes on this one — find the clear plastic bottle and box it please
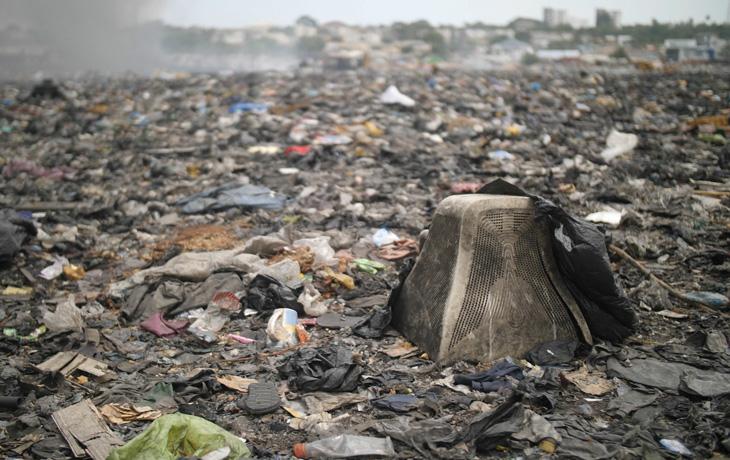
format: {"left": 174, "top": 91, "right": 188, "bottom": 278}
{"left": 292, "top": 434, "right": 395, "bottom": 458}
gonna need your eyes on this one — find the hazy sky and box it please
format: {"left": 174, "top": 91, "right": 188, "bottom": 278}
{"left": 163, "top": 0, "right": 729, "bottom": 27}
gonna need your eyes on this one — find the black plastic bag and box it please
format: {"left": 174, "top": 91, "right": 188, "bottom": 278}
{"left": 278, "top": 346, "right": 363, "bottom": 392}
{"left": 533, "top": 198, "right": 637, "bottom": 341}
{"left": 245, "top": 274, "right": 303, "bottom": 315}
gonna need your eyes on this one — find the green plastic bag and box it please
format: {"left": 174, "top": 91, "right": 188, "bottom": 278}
{"left": 107, "top": 413, "right": 251, "bottom": 460}
{"left": 353, "top": 258, "right": 386, "bottom": 275}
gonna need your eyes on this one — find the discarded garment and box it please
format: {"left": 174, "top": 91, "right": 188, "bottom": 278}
{"left": 454, "top": 360, "right": 524, "bottom": 393}
{"left": 525, "top": 340, "right": 578, "bottom": 366}
{"left": 372, "top": 394, "right": 419, "bottom": 412}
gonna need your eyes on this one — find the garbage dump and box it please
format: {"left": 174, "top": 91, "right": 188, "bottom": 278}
{"left": 1, "top": 66, "right": 729, "bottom": 460}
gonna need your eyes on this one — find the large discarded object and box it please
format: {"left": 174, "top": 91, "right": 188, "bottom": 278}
{"left": 393, "top": 190, "right": 592, "bottom": 362}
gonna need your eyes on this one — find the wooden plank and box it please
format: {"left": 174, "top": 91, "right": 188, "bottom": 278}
{"left": 36, "top": 351, "right": 109, "bottom": 377}
{"left": 52, "top": 399, "right": 123, "bottom": 460}
{"left": 36, "top": 351, "right": 77, "bottom": 374}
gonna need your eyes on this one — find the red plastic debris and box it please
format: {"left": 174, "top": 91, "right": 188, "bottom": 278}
{"left": 284, "top": 145, "right": 311, "bottom": 156}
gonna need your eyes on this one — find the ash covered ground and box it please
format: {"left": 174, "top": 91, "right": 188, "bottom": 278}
{"left": 1, "top": 67, "right": 729, "bottom": 459}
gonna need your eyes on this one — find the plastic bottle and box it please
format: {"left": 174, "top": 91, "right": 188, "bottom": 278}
{"left": 266, "top": 308, "right": 299, "bottom": 348}
{"left": 292, "top": 434, "right": 395, "bottom": 458}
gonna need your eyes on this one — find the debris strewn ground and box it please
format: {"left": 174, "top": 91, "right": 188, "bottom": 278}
{"left": 1, "top": 67, "right": 729, "bottom": 459}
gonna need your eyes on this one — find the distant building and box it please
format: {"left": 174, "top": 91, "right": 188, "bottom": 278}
{"left": 323, "top": 49, "right": 366, "bottom": 70}
{"left": 596, "top": 9, "right": 621, "bottom": 28}
{"left": 664, "top": 38, "right": 716, "bottom": 61}
{"left": 508, "top": 17, "right": 543, "bottom": 32}
{"left": 531, "top": 30, "right": 575, "bottom": 49}
{"left": 543, "top": 8, "right": 568, "bottom": 27}
{"left": 490, "top": 38, "right": 534, "bottom": 61}
{"left": 605, "top": 34, "right": 633, "bottom": 46}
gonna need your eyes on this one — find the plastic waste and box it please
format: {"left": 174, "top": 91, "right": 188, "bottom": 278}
{"left": 266, "top": 308, "right": 299, "bottom": 347}
{"left": 177, "top": 182, "right": 287, "bottom": 214}
{"left": 698, "top": 133, "right": 726, "bottom": 145}
{"left": 585, "top": 208, "right": 624, "bottom": 228}
{"left": 684, "top": 291, "right": 729, "bottom": 310}
{"left": 353, "top": 258, "right": 385, "bottom": 274}
{"left": 279, "top": 167, "right": 299, "bottom": 175}
{"left": 228, "top": 102, "right": 268, "bottom": 113}
{"left": 293, "top": 434, "right": 395, "bottom": 458}
{"left": 226, "top": 333, "right": 256, "bottom": 344}
{"left": 537, "top": 200, "right": 638, "bottom": 340}
{"left": 63, "top": 263, "right": 85, "bottom": 280}
{"left": 107, "top": 413, "right": 251, "bottom": 460}
{"left": 246, "top": 274, "right": 303, "bottom": 314}
{"left": 323, "top": 267, "right": 355, "bottom": 290}
{"left": 299, "top": 282, "right": 328, "bottom": 317}
{"left": 39, "top": 256, "right": 69, "bottom": 280}
{"left": 3, "top": 325, "right": 46, "bottom": 341}
{"left": 313, "top": 134, "right": 352, "bottom": 145}
{"left": 43, "top": 296, "right": 84, "bottom": 333}
{"left": 379, "top": 85, "right": 415, "bottom": 107}
{"left": 600, "top": 129, "right": 638, "bottom": 162}
{"left": 187, "top": 292, "right": 239, "bottom": 343}
{"left": 372, "top": 228, "right": 400, "bottom": 247}
{"left": 285, "top": 145, "right": 311, "bottom": 156}
{"left": 278, "top": 345, "right": 363, "bottom": 392}
{"left": 659, "top": 439, "right": 692, "bottom": 457}
{"left": 248, "top": 145, "right": 280, "bottom": 155}
{"left": 487, "top": 150, "right": 514, "bottom": 161}
{"left": 504, "top": 123, "right": 524, "bottom": 137}
{"left": 293, "top": 236, "right": 337, "bottom": 268}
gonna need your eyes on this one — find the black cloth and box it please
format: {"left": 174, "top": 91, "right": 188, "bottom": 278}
{"left": 454, "top": 360, "right": 524, "bottom": 393}
{"left": 525, "top": 339, "right": 578, "bottom": 366}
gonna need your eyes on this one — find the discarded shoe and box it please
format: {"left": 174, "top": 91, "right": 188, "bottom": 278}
{"left": 238, "top": 382, "right": 281, "bottom": 415}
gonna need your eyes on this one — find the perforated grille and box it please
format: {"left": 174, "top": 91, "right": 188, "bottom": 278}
{"left": 406, "top": 213, "right": 460, "bottom": 335}
{"left": 515, "top": 230, "right": 576, "bottom": 337}
{"left": 447, "top": 207, "right": 577, "bottom": 351}
{"left": 448, "top": 209, "right": 532, "bottom": 348}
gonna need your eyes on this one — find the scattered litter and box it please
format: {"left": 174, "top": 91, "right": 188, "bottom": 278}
{"left": 600, "top": 129, "right": 639, "bottom": 162}
{"left": 107, "top": 413, "right": 251, "bottom": 460}
{"left": 379, "top": 85, "right": 415, "bottom": 107}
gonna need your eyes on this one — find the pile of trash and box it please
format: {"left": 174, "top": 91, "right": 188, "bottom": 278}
{"left": 1, "top": 67, "right": 729, "bottom": 459}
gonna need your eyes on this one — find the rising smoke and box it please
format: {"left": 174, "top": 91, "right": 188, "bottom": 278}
{"left": 1, "top": 0, "right": 167, "bottom": 77}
